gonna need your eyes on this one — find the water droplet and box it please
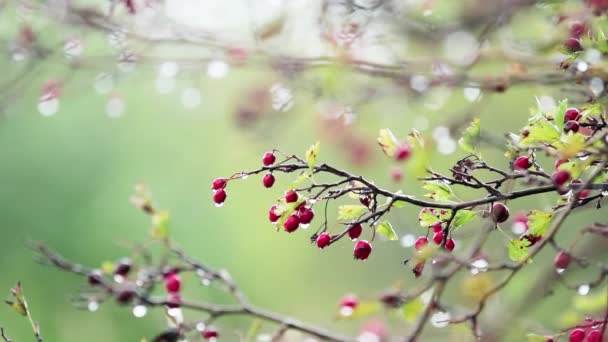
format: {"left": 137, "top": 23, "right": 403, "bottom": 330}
{"left": 207, "top": 60, "right": 229, "bottom": 79}
{"left": 300, "top": 223, "right": 310, "bottom": 229}
{"left": 357, "top": 332, "right": 381, "bottom": 342}
{"left": 106, "top": 97, "right": 125, "bottom": 118}
{"left": 196, "top": 322, "right": 206, "bottom": 331}
{"left": 202, "top": 278, "right": 211, "bottom": 286}
{"left": 556, "top": 268, "right": 565, "bottom": 274}
{"left": 339, "top": 306, "right": 354, "bottom": 317}
{"left": 181, "top": 88, "right": 201, "bottom": 109}
{"left": 444, "top": 31, "right": 478, "bottom": 66}
{"left": 257, "top": 334, "right": 272, "bottom": 342}
{"left": 270, "top": 84, "right": 294, "bottom": 112}
{"left": 511, "top": 222, "right": 527, "bottom": 235}
{"left": 430, "top": 311, "right": 450, "bottom": 328}
{"left": 464, "top": 87, "right": 481, "bottom": 102}
{"left": 87, "top": 301, "right": 99, "bottom": 312}
{"left": 577, "top": 284, "right": 590, "bottom": 295}
{"left": 410, "top": 75, "right": 429, "bottom": 92}
{"left": 159, "top": 61, "right": 179, "bottom": 78}
{"left": 470, "top": 259, "right": 489, "bottom": 274}
{"left": 214, "top": 202, "right": 224, "bottom": 208}
{"left": 155, "top": 77, "right": 175, "bottom": 94}
{"left": 94, "top": 73, "right": 114, "bottom": 94}
{"left": 113, "top": 274, "right": 125, "bottom": 283}
{"left": 132, "top": 305, "right": 147, "bottom": 318}
{"left": 240, "top": 173, "right": 249, "bottom": 180}
{"left": 63, "top": 38, "right": 83, "bottom": 59}
{"left": 400, "top": 234, "right": 415, "bottom": 248}
{"left": 577, "top": 61, "right": 589, "bottom": 72}
{"left": 38, "top": 96, "right": 59, "bottom": 116}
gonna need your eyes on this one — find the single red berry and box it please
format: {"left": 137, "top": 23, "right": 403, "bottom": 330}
{"left": 262, "top": 151, "right": 276, "bottom": 166}
{"left": 87, "top": 269, "right": 103, "bottom": 286}
{"left": 268, "top": 205, "right": 281, "bottom": 223}
{"left": 211, "top": 178, "right": 227, "bottom": 190}
{"left": 586, "top": 330, "right": 601, "bottom": 342}
{"left": 340, "top": 294, "right": 358, "bottom": 309}
{"left": 568, "top": 328, "right": 585, "bottom": 342}
{"left": 554, "top": 251, "right": 571, "bottom": 270}
{"left": 513, "top": 156, "right": 531, "bottom": 171}
{"left": 445, "top": 238, "right": 455, "bottom": 252}
{"left": 165, "top": 273, "right": 181, "bottom": 293}
{"left": 415, "top": 236, "right": 428, "bottom": 250}
{"left": 202, "top": 329, "right": 218, "bottom": 340}
{"left": 569, "top": 22, "right": 587, "bottom": 38}
{"left": 431, "top": 222, "right": 443, "bottom": 232}
{"left": 555, "top": 159, "right": 569, "bottom": 170}
{"left": 166, "top": 293, "right": 181, "bottom": 308}
{"left": 298, "top": 207, "right": 314, "bottom": 224}
{"left": 491, "top": 203, "right": 510, "bottom": 223}
{"left": 285, "top": 190, "right": 298, "bottom": 203}
{"left": 564, "top": 37, "right": 583, "bottom": 52}
{"left": 564, "top": 120, "right": 580, "bottom": 133}
{"left": 432, "top": 231, "right": 444, "bottom": 245}
{"left": 571, "top": 179, "right": 590, "bottom": 199}
{"left": 391, "top": 167, "right": 403, "bottom": 182}
{"left": 552, "top": 170, "right": 571, "bottom": 188}
{"left": 114, "top": 258, "right": 132, "bottom": 277}
{"left": 213, "top": 189, "right": 227, "bottom": 204}
{"left": 262, "top": 173, "right": 275, "bottom": 188}
{"left": 316, "top": 232, "right": 331, "bottom": 249}
{"left": 394, "top": 143, "right": 411, "bottom": 161}
{"left": 283, "top": 214, "right": 300, "bottom": 232}
{"left": 564, "top": 108, "right": 581, "bottom": 122}
{"left": 353, "top": 240, "right": 372, "bottom": 260}
{"left": 348, "top": 224, "right": 363, "bottom": 240}
{"left": 116, "top": 289, "right": 136, "bottom": 304}
{"left": 359, "top": 195, "right": 371, "bottom": 207}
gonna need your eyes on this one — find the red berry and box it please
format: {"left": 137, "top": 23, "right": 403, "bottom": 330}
{"left": 268, "top": 205, "right": 281, "bottom": 223}
{"left": 553, "top": 251, "right": 571, "bottom": 270}
{"left": 165, "top": 273, "right": 181, "bottom": 293}
{"left": 262, "top": 151, "right": 276, "bottom": 166}
{"left": 568, "top": 328, "right": 585, "bottom": 342}
{"left": 298, "top": 207, "right": 314, "bottom": 224}
{"left": 564, "top": 38, "right": 583, "bottom": 52}
{"left": 564, "top": 108, "right": 581, "bottom": 122}
{"left": 491, "top": 203, "right": 510, "bottom": 223}
{"left": 116, "top": 289, "right": 136, "bottom": 304}
{"left": 359, "top": 196, "right": 371, "bottom": 207}
{"left": 353, "top": 240, "right": 372, "bottom": 260}
{"left": 285, "top": 190, "right": 298, "bottom": 203}
{"left": 569, "top": 22, "right": 587, "bottom": 38}
{"left": 571, "top": 179, "right": 590, "bottom": 199}
{"left": 316, "top": 232, "right": 331, "bottom": 249}
{"left": 394, "top": 143, "right": 411, "bottom": 161}
{"left": 445, "top": 238, "right": 455, "bottom": 252}
{"left": 555, "top": 159, "right": 569, "bottom": 170}
{"left": 213, "top": 189, "right": 227, "bottom": 204}
{"left": 87, "top": 269, "right": 103, "bottom": 286}
{"left": 283, "top": 214, "right": 300, "bottom": 232}
{"left": 262, "top": 173, "right": 275, "bottom": 188}
{"left": 513, "top": 156, "right": 531, "bottom": 171}
{"left": 202, "top": 329, "right": 218, "bottom": 340}
{"left": 211, "top": 177, "right": 227, "bottom": 190}
{"left": 340, "top": 294, "right": 358, "bottom": 309}
{"left": 166, "top": 293, "right": 181, "bottom": 308}
{"left": 348, "top": 224, "right": 363, "bottom": 240}
{"left": 431, "top": 222, "right": 443, "bottom": 232}
{"left": 552, "top": 170, "right": 571, "bottom": 188}
{"left": 586, "top": 330, "right": 601, "bottom": 342}
{"left": 114, "top": 258, "right": 132, "bottom": 277}
{"left": 432, "top": 231, "right": 444, "bottom": 245}
{"left": 564, "top": 120, "right": 580, "bottom": 133}
{"left": 415, "top": 236, "right": 428, "bottom": 250}
{"left": 391, "top": 167, "right": 403, "bottom": 182}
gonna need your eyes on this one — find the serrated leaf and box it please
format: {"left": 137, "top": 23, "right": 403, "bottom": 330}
{"left": 580, "top": 102, "right": 602, "bottom": 118}
{"left": 418, "top": 208, "right": 440, "bottom": 228}
{"left": 508, "top": 239, "right": 529, "bottom": 262}
{"left": 305, "top": 142, "right": 320, "bottom": 173}
{"left": 527, "top": 210, "right": 553, "bottom": 237}
{"left": 521, "top": 118, "right": 560, "bottom": 146}
{"left": 377, "top": 129, "right": 398, "bottom": 158}
{"left": 401, "top": 298, "right": 425, "bottom": 322}
{"left": 452, "top": 210, "right": 476, "bottom": 228}
{"left": 554, "top": 99, "right": 568, "bottom": 132}
{"left": 337, "top": 205, "right": 367, "bottom": 220}
{"left": 556, "top": 133, "right": 586, "bottom": 159}
{"left": 458, "top": 118, "right": 480, "bottom": 154}
{"left": 422, "top": 181, "right": 453, "bottom": 202}
{"left": 376, "top": 221, "right": 398, "bottom": 241}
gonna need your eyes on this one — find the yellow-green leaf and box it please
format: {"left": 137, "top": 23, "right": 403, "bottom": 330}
{"left": 458, "top": 118, "right": 480, "bottom": 154}
{"left": 305, "top": 142, "right": 320, "bottom": 173}
{"left": 521, "top": 118, "right": 560, "bottom": 146}
{"left": 452, "top": 210, "right": 476, "bottom": 228}
{"left": 337, "top": 205, "right": 367, "bottom": 220}
{"left": 527, "top": 210, "right": 553, "bottom": 237}
{"left": 377, "top": 128, "right": 398, "bottom": 158}
{"left": 422, "top": 181, "right": 453, "bottom": 202}
{"left": 508, "top": 239, "right": 529, "bottom": 262}
{"left": 376, "top": 221, "right": 398, "bottom": 241}
{"left": 101, "top": 261, "right": 115, "bottom": 274}
{"left": 418, "top": 208, "right": 440, "bottom": 228}
{"left": 290, "top": 173, "right": 310, "bottom": 190}
{"left": 401, "top": 298, "right": 425, "bottom": 322}
{"left": 151, "top": 210, "right": 170, "bottom": 239}
{"left": 554, "top": 99, "right": 568, "bottom": 132}
{"left": 556, "top": 133, "right": 586, "bottom": 159}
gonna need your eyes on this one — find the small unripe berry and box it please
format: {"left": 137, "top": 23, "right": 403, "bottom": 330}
{"left": 394, "top": 143, "right": 411, "bottom": 161}
{"left": 316, "top": 232, "right": 331, "bottom": 249}
{"left": 340, "top": 294, "right": 358, "bottom": 309}
{"left": 166, "top": 293, "right": 181, "bottom": 308}
{"left": 552, "top": 170, "right": 571, "bottom": 188}
{"left": 564, "top": 108, "right": 581, "bottom": 122}
{"left": 568, "top": 328, "right": 585, "bottom": 342}
{"left": 213, "top": 189, "right": 227, "bottom": 204}
{"left": 165, "top": 273, "right": 181, "bottom": 293}
{"left": 491, "top": 203, "right": 510, "bottom": 223}
{"left": 513, "top": 156, "right": 531, "bottom": 171}
{"left": 445, "top": 238, "right": 455, "bottom": 252}
{"left": 564, "top": 120, "right": 580, "bottom": 133}
{"left": 114, "top": 258, "right": 132, "bottom": 277}
{"left": 202, "top": 329, "right": 218, "bottom": 340}
{"left": 586, "top": 330, "right": 601, "bottom": 342}
{"left": 359, "top": 195, "right": 371, "bottom": 207}
{"left": 571, "top": 179, "right": 590, "bottom": 199}
{"left": 348, "top": 224, "right": 363, "bottom": 240}
{"left": 262, "top": 151, "right": 276, "bottom": 166}
{"left": 268, "top": 205, "right": 281, "bottom": 223}
{"left": 211, "top": 177, "right": 227, "bottom": 190}
{"left": 283, "top": 214, "right": 300, "bottom": 232}
{"left": 116, "top": 289, "right": 136, "bottom": 304}
{"left": 87, "top": 269, "right": 103, "bottom": 286}
{"left": 415, "top": 236, "right": 428, "bottom": 250}
{"left": 262, "top": 173, "right": 275, "bottom": 188}
{"left": 298, "top": 207, "right": 314, "bottom": 224}
{"left": 564, "top": 37, "right": 583, "bottom": 52}
{"left": 554, "top": 251, "right": 571, "bottom": 270}
{"left": 432, "top": 231, "right": 444, "bottom": 245}
{"left": 284, "top": 190, "right": 298, "bottom": 203}
{"left": 353, "top": 240, "right": 372, "bottom": 260}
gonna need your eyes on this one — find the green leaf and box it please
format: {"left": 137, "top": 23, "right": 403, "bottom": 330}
{"left": 422, "top": 181, "right": 453, "bottom": 202}
{"left": 406, "top": 130, "right": 431, "bottom": 178}
{"left": 401, "top": 298, "right": 425, "bottom": 322}
{"left": 101, "top": 261, "right": 115, "bottom": 274}
{"left": 557, "top": 161, "right": 581, "bottom": 179}
{"left": 508, "top": 239, "right": 529, "bottom": 262}
{"left": 275, "top": 198, "right": 307, "bottom": 231}
{"left": 580, "top": 102, "right": 603, "bottom": 118}
{"left": 376, "top": 221, "right": 398, "bottom": 241}
{"left": 458, "top": 118, "right": 480, "bottom": 154}
{"left": 452, "top": 210, "right": 477, "bottom": 228}
{"left": 5, "top": 282, "right": 28, "bottom": 317}
{"left": 377, "top": 128, "right": 398, "bottom": 158}
{"left": 554, "top": 99, "right": 568, "bottom": 132}
{"left": 521, "top": 118, "right": 560, "bottom": 146}
{"left": 337, "top": 205, "right": 367, "bottom": 220}
{"left": 151, "top": 211, "right": 170, "bottom": 239}
{"left": 556, "top": 133, "right": 586, "bottom": 159}
{"left": 289, "top": 173, "right": 310, "bottom": 190}
{"left": 418, "top": 208, "right": 440, "bottom": 228}
{"left": 527, "top": 210, "right": 553, "bottom": 237}
{"left": 305, "top": 141, "right": 320, "bottom": 173}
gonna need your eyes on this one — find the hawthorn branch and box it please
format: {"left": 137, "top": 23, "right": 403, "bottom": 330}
{"left": 0, "top": 328, "right": 11, "bottom": 342}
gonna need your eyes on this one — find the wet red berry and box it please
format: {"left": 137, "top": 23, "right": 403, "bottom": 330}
{"left": 586, "top": 330, "right": 601, "bottom": 342}
{"left": 564, "top": 38, "right": 583, "bottom": 52}
{"left": 262, "top": 151, "right": 276, "bottom": 166}
{"left": 88, "top": 269, "right": 103, "bottom": 286}
{"left": 202, "top": 329, "right": 218, "bottom": 340}
{"left": 213, "top": 189, "right": 227, "bottom": 204}
{"left": 165, "top": 273, "right": 181, "bottom": 293}
{"left": 285, "top": 190, "right": 298, "bottom": 203}
{"left": 554, "top": 251, "right": 571, "bottom": 270}
{"left": 564, "top": 108, "right": 581, "bottom": 122}
{"left": 262, "top": 173, "right": 275, "bottom": 188}
{"left": 568, "top": 328, "right": 585, "bottom": 342}
{"left": 298, "top": 207, "right": 314, "bottom": 224}
{"left": 394, "top": 143, "right": 411, "bottom": 161}
{"left": 564, "top": 120, "right": 580, "bottom": 133}
{"left": 415, "top": 236, "right": 428, "bottom": 250}
{"left": 268, "top": 205, "right": 281, "bottom": 223}
{"left": 353, "top": 240, "right": 372, "bottom": 260}
{"left": 316, "top": 232, "right": 331, "bottom": 249}
{"left": 432, "top": 231, "right": 444, "bottom": 245}
{"left": 513, "top": 156, "right": 531, "bottom": 171}
{"left": 348, "top": 224, "right": 363, "bottom": 240}
{"left": 211, "top": 177, "right": 227, "bottom": 190}
{"left": 283, "top": 214, "right": 300, "bottom": 232}
{"left": 445, "top": 238, "right": 455, "bottom": 252}
{"left": 166, "top": 293, "right": 181, "bottom": 308}
{"left": 491, "top": 203, "right": 510, "bottom": 223}
{"left": 340, "top": 294, "right": 358, "bottom": 309}
{"left": 552, "top": 170, "right": 571, "bottom": 188}
{"left": 114, "top": 258, "right": 132, "bottom": 277}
